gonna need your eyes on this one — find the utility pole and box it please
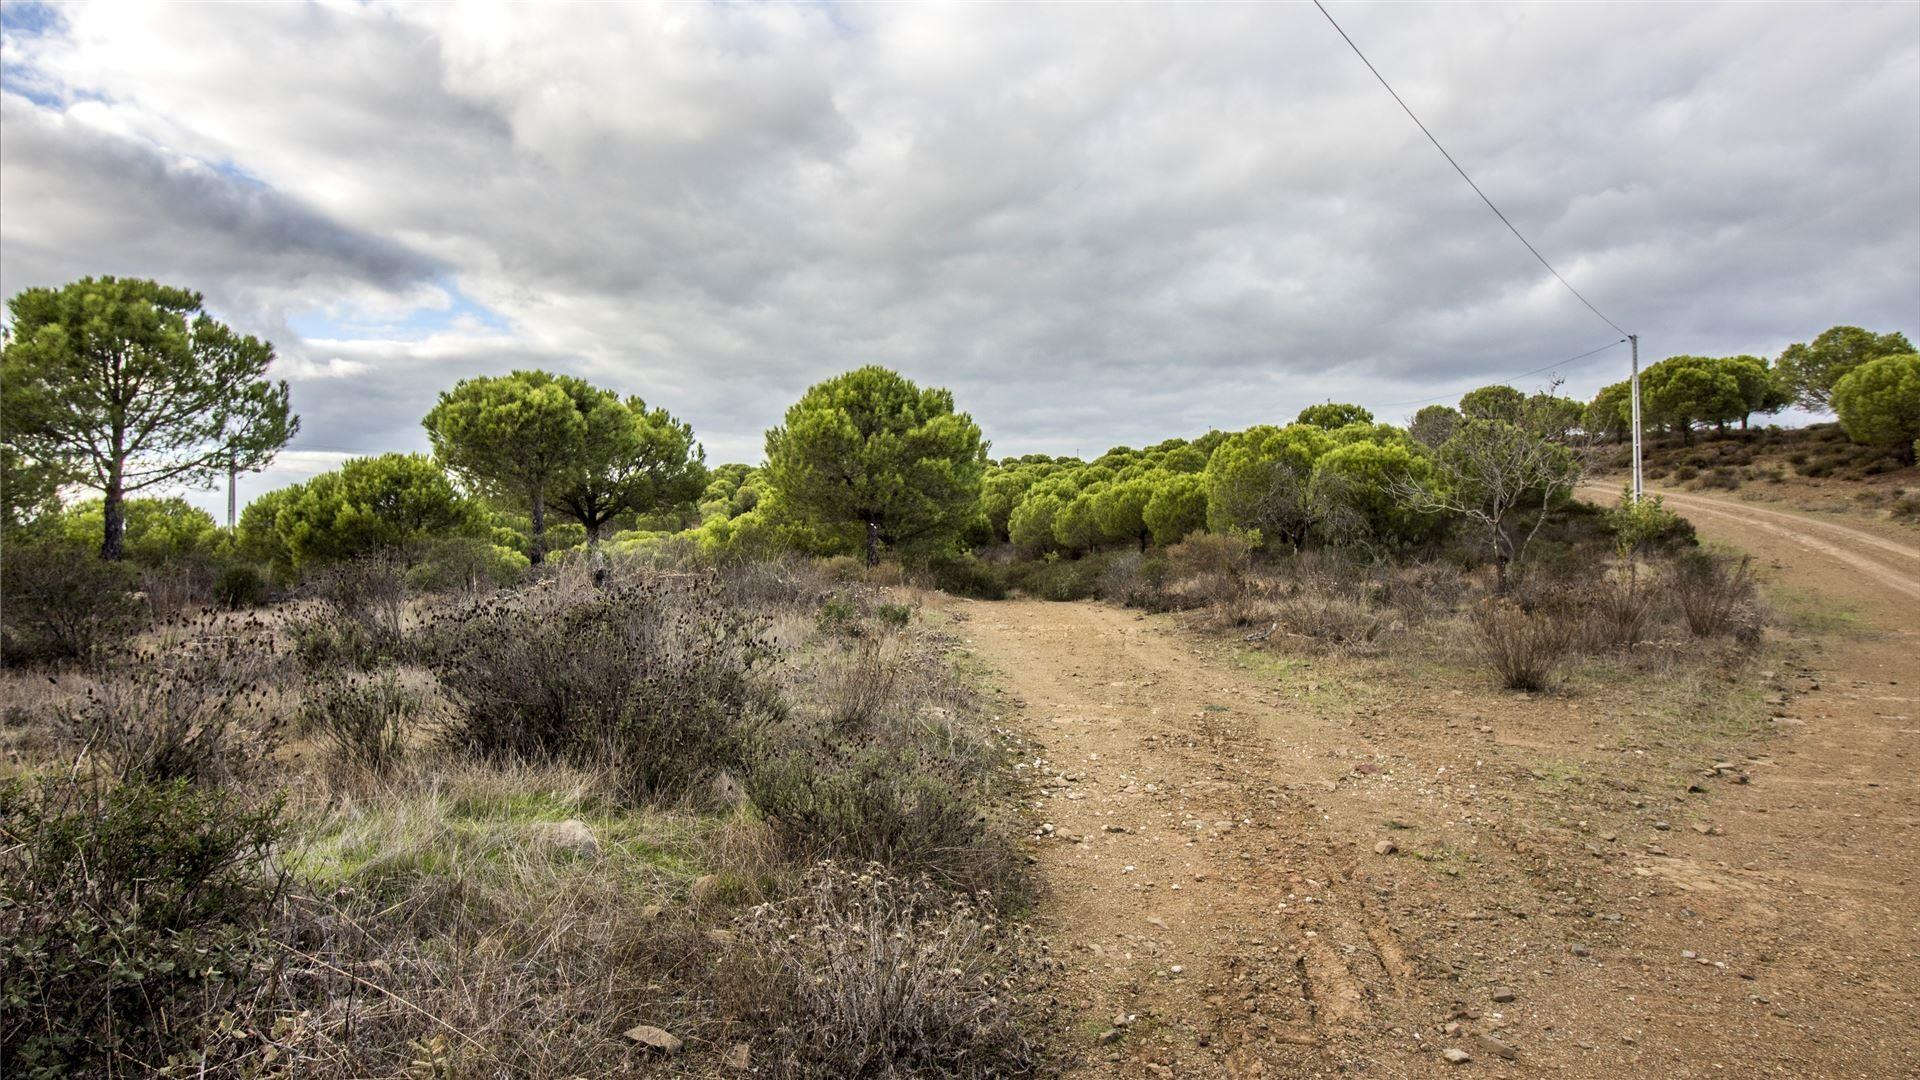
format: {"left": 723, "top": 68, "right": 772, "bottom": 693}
{"left": 1629, "top": 334, "right": 1643, "bottom": 503}
{"left": 227, "top": 460, "right": 238, "bottom": 529}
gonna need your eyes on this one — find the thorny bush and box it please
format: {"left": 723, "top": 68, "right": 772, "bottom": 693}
{"left": 420, "top": 566, "right": 781, "bottom": 803}
{"left": 61, "top": 621, "right": 287, "bottom": 787}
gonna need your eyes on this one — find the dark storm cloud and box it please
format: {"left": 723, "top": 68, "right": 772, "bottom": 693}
{"left": 2, "top": 0, "right": 1916, "bottom": 501}
{"left": 0, "top": 94, "right": 441, "bottom": 317}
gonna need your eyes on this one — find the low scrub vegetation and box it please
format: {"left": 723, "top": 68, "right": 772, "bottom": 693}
{"left": 0, "top": 557, "right": 1044, "bottom": 1077}
{"left": 4, "top": 277, "right": 1878, "bottom": 1073}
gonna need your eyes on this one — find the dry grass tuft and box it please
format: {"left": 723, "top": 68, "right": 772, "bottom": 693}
{"left": 716, "top": 862, "right": 1045, "bottom": 1078}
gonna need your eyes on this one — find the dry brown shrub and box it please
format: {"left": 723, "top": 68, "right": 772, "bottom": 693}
{"left": 60, "top": 622, "right": 287, "bottom": 786}
{"left": 715, "top": 862, "right": 1044, "bottom": 1078}
{"left": 1586, "top": 572, "right": 1659, "bottom": 648}
{"left": 1668, "top": 550, "right": 1759, "bottom": 640}
{"left": 1473, "top": 597, "right": 1579, "bottom": 691}
{"left": 1274, "top": 586, "right": 1387, "bottom": 650}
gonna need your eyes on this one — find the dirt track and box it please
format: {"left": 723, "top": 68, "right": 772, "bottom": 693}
{"left": 950, "top": 492, "right": 1919, "bottom": 1077}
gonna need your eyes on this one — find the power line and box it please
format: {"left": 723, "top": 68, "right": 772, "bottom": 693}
{"left": 1373, "top": 337, "right": 1627, "bottom": 410}
{"left": 1311, "top": 0, "right": 1630, "bottom": 338}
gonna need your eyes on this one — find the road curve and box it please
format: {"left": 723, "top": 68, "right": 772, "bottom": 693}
{"left": 1579, "top": 484, "right": 1920, "bottom": 606}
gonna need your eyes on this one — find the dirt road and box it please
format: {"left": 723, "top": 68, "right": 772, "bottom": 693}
{"left": 951, "top": 492, "right": 1918, "bottom": 1077}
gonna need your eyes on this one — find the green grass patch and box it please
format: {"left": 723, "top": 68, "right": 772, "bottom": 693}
{"left": 1527, "top": 758, "right": 1587, "bottom": 792}
{"left": 1766, "top": 585, "right": 1869, "bottom": 637}
{"left": 1406, "top": 844, "right": 1473, "bottom": 877}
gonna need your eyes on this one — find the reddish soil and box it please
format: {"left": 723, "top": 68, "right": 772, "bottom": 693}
{"left": 947, "top": 489, "right": 1919, "bottom": 1077}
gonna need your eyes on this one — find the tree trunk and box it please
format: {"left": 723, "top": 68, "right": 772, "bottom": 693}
{"left": 1493, "top": 554, "right": 1508, "bottom": 595}
{"left": 1138, "top": 531, "right": 1149, "bottom": 553}
{"left": 865, "top": 520, "right": 880, "bottom": 568}
{"left": 585, "top": 517, "right": 602, "bottom": 547}
{"left": 529, "top": 491, "right": 547, "bottom": 565}
{"left": 101, "top": 471, "right": 126, "bottom": 561}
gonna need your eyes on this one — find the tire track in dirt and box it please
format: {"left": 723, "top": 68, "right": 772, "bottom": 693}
{"left": 949, "top": 486, "right": 1920, "bottom": 1076}
{"left": 953, "top": 601, "right": 1431, "bottom": 1077}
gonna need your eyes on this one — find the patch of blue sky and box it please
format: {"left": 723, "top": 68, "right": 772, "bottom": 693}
{"left": 0, "top": 1, "right": 63, "bottom": 37}
{"left": 287, "top": 277, "right": 513, "bottom": 342}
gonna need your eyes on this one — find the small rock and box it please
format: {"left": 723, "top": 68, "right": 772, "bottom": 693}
{"left": 723, "top": 1043, "right": 751, "bottom": 1070}
{"left": 1097, "top": 1029, "right": 1124, "bottom": 1045}
{"left": 624, "top": 1025, "right": 683, "bottom": 1054}
{"left": 546, "top": 819, "right": 599, "bottom": 858}
{"left": 1148, "top": 916, "right": 1169, "bottom": 929}
{"left": 1374, "top": 839, "right": 1398, "bottom": 856}
{"left": 1442, "top": 1048, "right": 1473, "bottom": 1064}
{"left": 1570, "top": 944, "right": 1591, "bottom": 957}
{"left": 1490, "top": 988, "right": 1516, "bottom": 1003}
{"left": 1104, "top": 824, "right": 1130, "bottom": 834}
{"left": 1472, "top": 1034, "right": 1519, "bottom": 1060}
{"left": 1652, "top": 821, "right": 1671, "bottom": 831}
{"left": 1354, "top": 762, "right": 1381, "bottom": 775}
{"left": 690, "top": 874, "right": 721, "bottom": 904}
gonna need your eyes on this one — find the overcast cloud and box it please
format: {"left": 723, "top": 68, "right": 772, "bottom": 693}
{"left": 3, "top": 1, "right": 1916, "bottom": 514}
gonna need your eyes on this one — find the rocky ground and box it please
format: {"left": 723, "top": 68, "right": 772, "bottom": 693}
{"left": 944, "top": 490, "right": 1919, "bottom": 1078}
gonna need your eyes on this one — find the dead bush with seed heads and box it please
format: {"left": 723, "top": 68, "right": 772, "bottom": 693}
{"left": 302, "top": 668, "right": 422, "bottom": 780}
{"left": 61, "top": 624, "right": 287, "bottom": 787}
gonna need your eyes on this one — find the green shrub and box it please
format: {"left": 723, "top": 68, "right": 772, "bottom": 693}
{"left": 920, "top": 551, "right": 1009, "bottom": 600}
{"left": 0, "top": 777, "right": 286, "bottom": 1076}
{"left": 1832, "top": 353, "right": 1920, "bottom": 461}
{"left": 1604, "top": 489, "right": 1694, "bottom": 560}
{"left": 817, "top": 592, "right": 867, "bottom": 636}
{"left": 0, "top": 539, "right": 145, "bottom": 666}
{"left": 53, "top": 496, "right": 224, "bottom": 567}
{"left": 404, "top": 536, "right": 529, "bottom": 593}
{"left": 1005, "top": 552, "right": 1111, "bottom": 601}
{"left": 214, "top": 560, "right": 273, "bottom": 608}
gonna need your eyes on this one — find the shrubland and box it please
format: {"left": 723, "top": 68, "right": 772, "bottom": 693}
{"left": 2, "top": 277, "right": 1910, "bottom": 1072}
{"left": 1, "top": 556, "right": 1046, "bottom": 1077}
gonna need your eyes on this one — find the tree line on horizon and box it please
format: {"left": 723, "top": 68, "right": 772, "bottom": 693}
{"left": 3, "top": 276, "right": 1917, "bottom": 591}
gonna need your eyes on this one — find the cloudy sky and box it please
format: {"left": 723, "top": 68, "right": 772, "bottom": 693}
{"left": 3, "top": 1, "right": 1917, "bottom": 514}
